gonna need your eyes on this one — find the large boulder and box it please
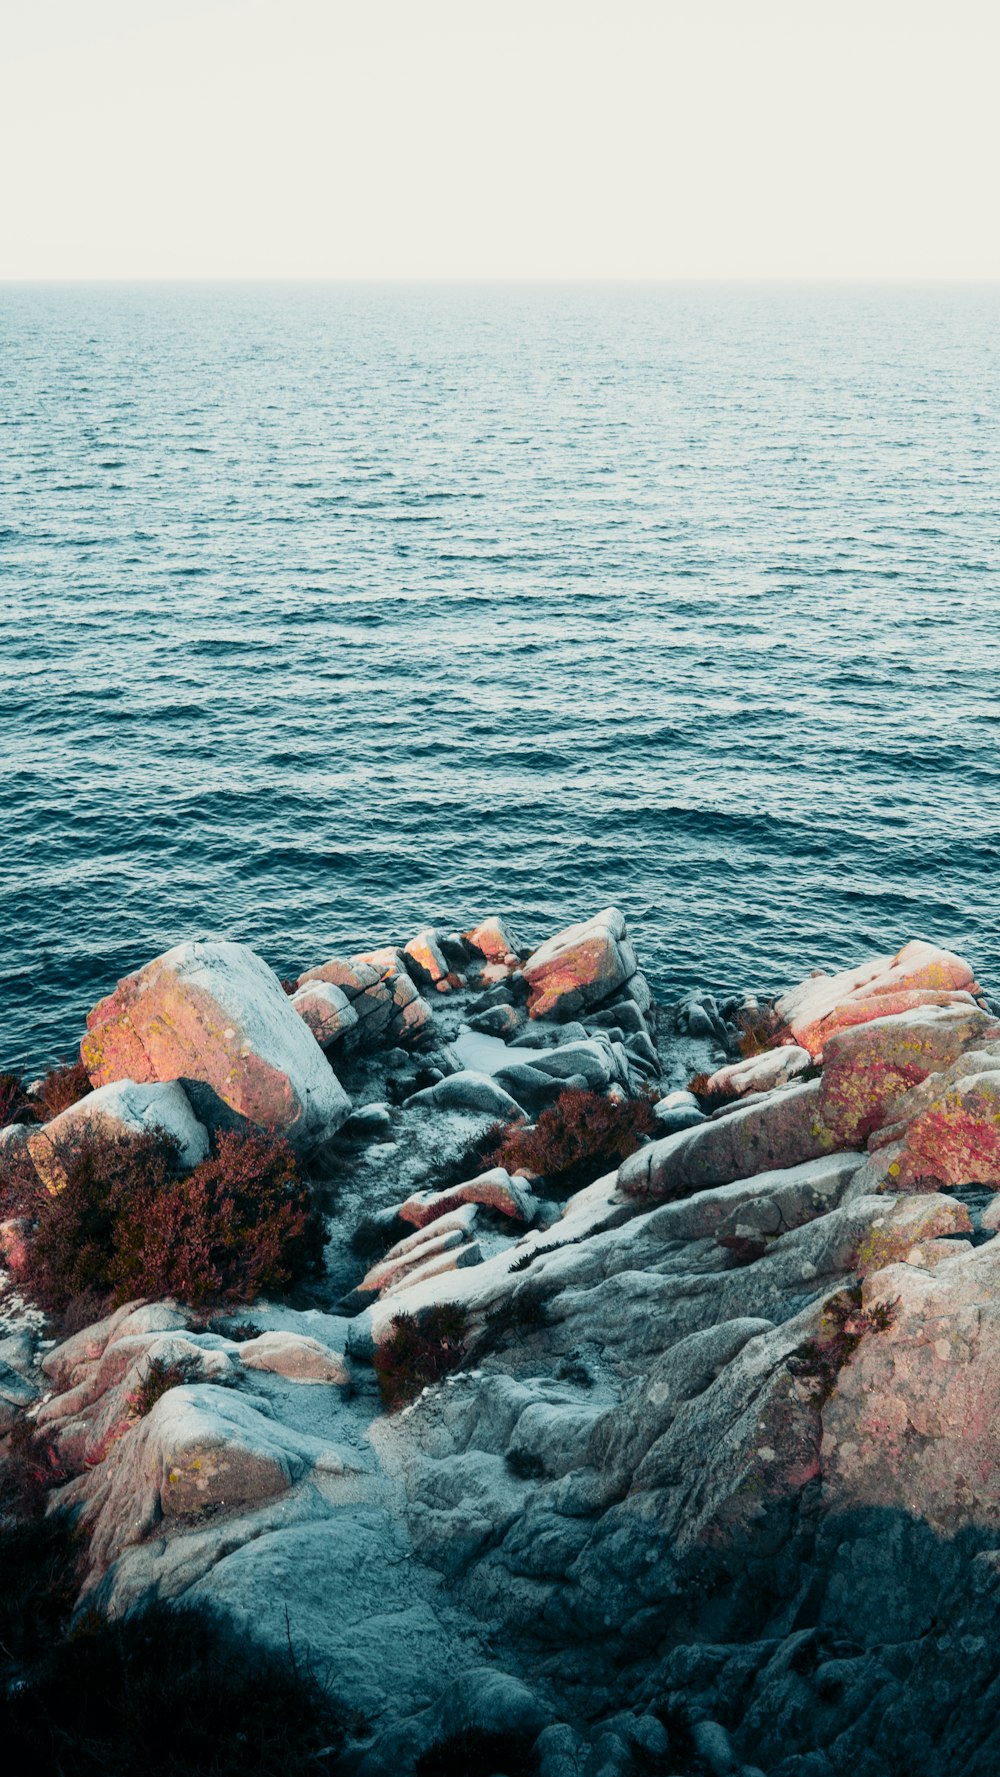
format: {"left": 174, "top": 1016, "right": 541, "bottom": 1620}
{"left": 81, "top": 940, "right": 350, "bottom": 1153}
{"left": 773, "top": 939, "right": 981, "bottom": 1057}
{"left": 522, "top": 907, "right": 637, "bottom": 1021}
{"left": 26, "top": 1078, "right": 209, "bottom": 1194}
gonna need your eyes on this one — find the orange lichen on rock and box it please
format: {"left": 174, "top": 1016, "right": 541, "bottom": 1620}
{"left": 774, "top": 940, "right": 981, "bottom": 1058}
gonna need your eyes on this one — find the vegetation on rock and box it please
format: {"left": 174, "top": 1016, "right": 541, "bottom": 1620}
{"left": 789, "top": 1286, "right": 898, "bottom": 1402}
{"left": 485, "top": 1088, "right": 656, "bottom": 1193}
{"left": 32, "top": 1057, "right": 94, "bottom": 1121}
{"left": 1, "top": 1126, "right": 326, "bottom": 1320}
{"left": 373, "top": 1304, "right": 469, "bottom": 1410}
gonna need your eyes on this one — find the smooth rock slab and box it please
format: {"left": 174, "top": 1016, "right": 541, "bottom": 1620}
{"left": 619, "top": 1079, "right": 843, "bottom": 1204}
{"left": 81, "top": 939, "right": 350, "bottom": 1153}
{"left": 26, "top": 1078, "right": 209, "bottom": 1193}
{"left": 706, "top": 1046, "right": 812, "bottom": 1100}
{"left": 405, "top": 1069, "right": 525, "bottom": 1120}
{"left": 522, "top": 907, "right": 637, "bottom": 1021}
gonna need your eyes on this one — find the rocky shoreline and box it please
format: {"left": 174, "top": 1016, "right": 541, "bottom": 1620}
{"left": 4, "top": 908, "right": 1000, "bottom": 1776}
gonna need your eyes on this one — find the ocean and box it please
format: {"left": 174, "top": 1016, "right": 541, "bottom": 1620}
{"left": 2, "top": 282, "right": 999, "bottom": 1074}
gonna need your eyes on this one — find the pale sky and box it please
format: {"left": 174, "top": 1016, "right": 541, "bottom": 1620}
{"left": 1, "top": 0, "right": 997, "bottom": 281}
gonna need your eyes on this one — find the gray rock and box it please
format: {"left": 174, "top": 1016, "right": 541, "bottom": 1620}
{"left": 404, "top": 1070, "right": 525, "bottom": 1120}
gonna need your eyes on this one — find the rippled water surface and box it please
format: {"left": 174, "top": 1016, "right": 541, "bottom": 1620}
{"left": 2, "top": 283, "right": 999, "bottom": 1072}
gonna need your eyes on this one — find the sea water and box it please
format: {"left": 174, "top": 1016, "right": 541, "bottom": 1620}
{"left": 2, "top": 282, "right": 999, "bottom": 1072}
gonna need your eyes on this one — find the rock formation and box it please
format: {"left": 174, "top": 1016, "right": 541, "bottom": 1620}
{"left": 7, "top": 916, "right": 1000, "bottom": 1775}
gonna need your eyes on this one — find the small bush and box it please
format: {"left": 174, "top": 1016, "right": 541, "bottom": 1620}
{"left": 734, "top": 1006, "right": 779, "bottom": 1058}
{"left": 17, "top": 1127, "right": 327, "bottom": 1318}
{"left": 789, "top": 1287, "right": 898, "bottom": 1402}
{"left": 686, "top": 1071, "right": 737, "bottom": 1113}
{"left": 32, "top": 1058, "right": 93, "bottom": 1121}
{"left": 0, "top": 1070, "right": 33, "bottom": 1128}
{"left": 0, "top": 1419, "right": 74, "bottom": 1523}
{"left": 127, "top": 1355, "right": 200, "bottom": 1420}
{"left": 485, "top": 1089, "right": 656, "bottom": 1195}
{"left": 373, "top": 1305, "right": 468, "bottom": 1411}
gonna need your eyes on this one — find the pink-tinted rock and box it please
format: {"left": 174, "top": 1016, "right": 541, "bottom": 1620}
{"left": 860, "top": 1065, "right": 1000, "bottom": 1192}
{"left": 81, "top": 940, "right": 349, "bottom": 1153}
{"left": 822, "top": 1244, "right": 1000, "bottom": 1532}
{"left": 706, "top": 1046, "right": 812, "bottom": 1100}
{"left": 297, "top": 951, "right": 433, "bottom": 1049}
{"left": 380, "top": 1240, "right": 483, "bottom": 1301}
{"left": 774, "top": 940, "right": 981, "bottom": 1058}
{"left": 818, "top": 1004, "right": 1000, "bottom": 1146}
{"left": 398, "top": 1167, "right": 537, "bottom": 1228}
{"left": 618, "top": 1079, "right": 842, "bottom": 1204}
{"left": 237, "top": 1331, "right": 349, "bottom": 1387}
{"left": 464, "top": 916, "right": 522, "bottom": 965}
{"left": 404, "top": 930, "right": 450, "bottom": 985}
{"left": 522, "top": 907, "right": 637, "bottom": 1021}
{"left": 360, "top": 1225, "right": 471, "bottom": 1297}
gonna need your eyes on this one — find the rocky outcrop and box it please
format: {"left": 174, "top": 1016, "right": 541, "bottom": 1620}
{"left": 13, "top": 918, "right": 1000, "bottom": 1777}
{"left": 288, "top": 979, "right": 360, "bottom": 1048}
{"left": 81, "top": 939, "right": 350, "bottom": 1152}
{"left": 297, "top": 952, "right": 433, "bottom": 1049}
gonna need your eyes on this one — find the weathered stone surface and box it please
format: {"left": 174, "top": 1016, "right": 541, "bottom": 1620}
{"left": 774, "top": 939, "right": 980, "bottom": 1057}
{"left": 237, "top": 1330, "right": 349, "bottom": 1386}
{"left": 288, "top": 979, "right": 359, "bottom": 1047}
{"left": 818, "top": 1003, "right": 1000, "bottom": 1146}
{"left": 81, "top": 940, "right": 350, "bottom": 1152}
{"left": 706, "top": 1045, "right": 812, "bottom": 1099}
{"left": 464, "top": 916, "right": 522, "bottom": 964}
{"left": 850, "top": 1193, "right": 972, "bottom": 1276}
{"left": 26, "top": 1078, "right": 209, "bottom": 1193}
{"left": 619, "top": 1079, "right": 842, "bottom": 1204}
{"left": 75, "top": 1385, "right": 349, "bottom": 1579}
{"left": 298, "top": 952, "right": 434, "bottom": 1049}
{"left": 405, "top": 1069, "right": 525, "bottom": 1120}
{"left": 823, "top": 1243, "right": 1000, "bottom": 1531}
{"left": 522, "top": 907, "right": 637, "bottom": 1021}
{"left": 855, "top": 1061, "right": 1000, "bottom": 1193}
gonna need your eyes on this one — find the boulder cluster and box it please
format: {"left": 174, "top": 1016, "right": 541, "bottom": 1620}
{"left": 5, "top": 911, "right": 1000, "bottom": 1777}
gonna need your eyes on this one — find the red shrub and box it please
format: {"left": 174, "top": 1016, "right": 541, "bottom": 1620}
{"left": 0, "top": 1071, "right": 33, "bottom": 1129}
{"left": 17, "top": 1127, "right": 326, "bottom": 1319}
{"left": 734, "top": 1007, "right": 779, "bottom": 1058}
{"left": 486, "top": 1089, "right": 656, "bottom": 1193}
{"left": 32, "top": 1060, "right": 92, "bottom": 1122}
{"left": 374, "top": 1305, "right": 468, "bottom": 1411}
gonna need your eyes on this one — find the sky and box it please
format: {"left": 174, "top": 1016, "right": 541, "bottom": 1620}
{"left": 1, "top": 0, "right": 998, "bottom": 281}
